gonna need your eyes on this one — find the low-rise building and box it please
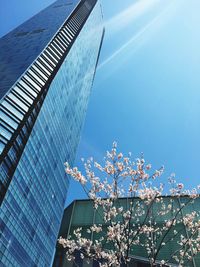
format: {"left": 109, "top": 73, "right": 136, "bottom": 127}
{"left": 53, "top": 196, "right": 200, "bottom": 267}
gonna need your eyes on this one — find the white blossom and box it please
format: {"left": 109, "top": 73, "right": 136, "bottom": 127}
{"left": 61, "top": 144, "right": 200, "bottom": 267}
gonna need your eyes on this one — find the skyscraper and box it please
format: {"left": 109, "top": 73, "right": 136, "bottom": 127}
{"left": 0, "top": 0, "right": 104, "bottom": 266}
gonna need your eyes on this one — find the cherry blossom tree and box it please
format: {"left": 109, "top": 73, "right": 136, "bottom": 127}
{"left": 59, "top": 142, "right": 200, "bottom": 267}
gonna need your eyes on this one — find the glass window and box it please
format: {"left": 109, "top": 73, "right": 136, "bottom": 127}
{"left": 64, "top": 26, "right": 75, "bottom": 37}
{"left": 27, "top": 70, "right": 45, "bottom": 86}
{"left": 31, "top": 65, "right": 49, "bottom": 81}
{"left": 57, "top": 35, "right": 69, "bottom": 47}
{"left": 54, "top": 39, "right": 66, "bottom": 51}
{"left": 38, "top": 57, "right": 54, "bottom": 72}
{"left": 61, "top": 31, "right": 72, "bottom": 43}
{"left": 46, "top": 47, "right": 60, "bottom": 61}
{"left": 13, "top": 86, "right": 33, "bottom": 104}
{"left": 7, "top": 93, "right": 29, "bottom": 112}
{"left": 50, "top": 43, "right": 63, "bottom": 57}
{"left": 0, "top": 110, "right": 18, "bottom": 129}
{"left": 34, "top": 61, "right": 51, "bottom": 77}
{"left": 41, "top": 53, "right": 56, "bottom": 68}
{"left": 23, "top": 75, "right": 42, "bottom": 92}
{"left": 18, "top": 81, "right": 37, "bottom": 98}
{"left": 44, "top": 50, "right": 58, "bottom": 64}
{"left": 1, "top": 101, "right": 24, "bottom": 120}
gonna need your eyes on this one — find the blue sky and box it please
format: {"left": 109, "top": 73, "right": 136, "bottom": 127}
{"left": 1, "top": 0, "right": 200, "bottom": 205}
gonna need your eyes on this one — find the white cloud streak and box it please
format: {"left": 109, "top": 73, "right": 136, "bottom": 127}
{"left": 99, "top": 1, "right": 176, "bottom": 70}
{"left": 105, "top": 0, "right": 160, "bottom": 35}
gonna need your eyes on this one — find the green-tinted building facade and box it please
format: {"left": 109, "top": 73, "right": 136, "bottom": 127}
{"left": 54, "top": 197, "right": 200, "bottom": 267}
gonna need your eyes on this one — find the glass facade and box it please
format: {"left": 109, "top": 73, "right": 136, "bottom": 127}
{"left": 0, "top": 0, "right": 104, "bottom": 266}
{"left": 0, "top": 0, "right": 79, "bottom": 99}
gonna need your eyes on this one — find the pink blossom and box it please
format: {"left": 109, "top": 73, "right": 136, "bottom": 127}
{"left": 177, "top": 183, "right": 184, "bottom": 190}
{"left": 60, "top": 143, "right": 200, "bottom": 267}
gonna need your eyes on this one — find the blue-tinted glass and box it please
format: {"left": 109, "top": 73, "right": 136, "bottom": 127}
{"left": 0, "top": 2, "right": 103, "bottom": 266}
{"left": 0, "top": 0, "right": 79, "bottom": 100}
